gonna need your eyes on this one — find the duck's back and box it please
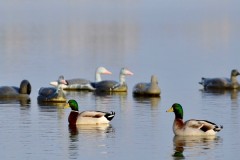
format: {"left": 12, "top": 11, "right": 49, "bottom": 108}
{"left": 95, "top": 80, "right": 124, "bottom": 92}
{"left": 0, "top": 86, "right": 19, "bottom": 97}
{"left": 65, "top": 79, "right": 94, "bottom": 90}
{"left": 200, "top": 77, "right": 231, "bottom": 89}
{"left": 133, "top": 82, "right": 160, "bottom": 96}
{"left": 76, "top": 111, "right": 113, "bottom": 124}
{"left": 66, "top": 78, "right": 91, "bottom": 85}
{"left": 38, "top": 87, "right": 57, "bottom": 97}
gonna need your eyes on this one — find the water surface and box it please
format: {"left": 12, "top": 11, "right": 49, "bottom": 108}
{"left": 0, "top": 0, "right": 240, "bottom": 159}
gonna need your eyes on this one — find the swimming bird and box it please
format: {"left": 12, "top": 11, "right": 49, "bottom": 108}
{"left": 49, "top": 67, "right": 112, "bottom": 91}
{"left": 199, "top": 69, "right": 240, "bottom": 89}
{"left": 133, "top": 75, "right": 161, "bottom": 96}
{"left": 66, "top": 99, "right": 115, "bottom": 125}
{"left": 166, "top": 103, "right": 223, "bottom": 136}
{"left": 38, "top": 75, "right": 67, "bottom": 103}
{"left": 95, "top": 68, "right": 133, "bottom": 92}
{"left": 0, "top": 80, "right": 31, "bottom": 98}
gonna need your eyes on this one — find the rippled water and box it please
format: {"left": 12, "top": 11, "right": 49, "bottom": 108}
{"left": 0, "top": 0, "right": 240, "bottom": 159}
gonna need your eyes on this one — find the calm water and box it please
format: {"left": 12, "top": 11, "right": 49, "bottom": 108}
{"left": 0, "top": 0, "right": 240, "bottom": 159}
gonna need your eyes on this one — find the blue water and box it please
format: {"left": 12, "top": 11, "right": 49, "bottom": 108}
{"left": 0, "top": 0, "right": 240, "bottom": 159}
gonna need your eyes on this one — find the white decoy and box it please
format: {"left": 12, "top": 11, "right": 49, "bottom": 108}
{"left": 50, "top": 67, "right": 112, "bottom": 91}
{"left": 95, "top": 68, "right": 133, "bottom": 92}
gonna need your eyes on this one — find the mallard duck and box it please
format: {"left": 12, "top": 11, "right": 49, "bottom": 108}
{"left": 133, "top": 75, "right": 161, "bottom": 96}
{"left": 199, "top": 69, "right": 240, "bottom": 89}
{"left": 50, "top": 67, "right": 112, "bottom": 91}
{"left": 167, "top": 103, "right": 223, "bottom": 136}
{"left": 0, "top": 80, "right": 31, "bottom": 98}
{"left": 95, "top": 68, "right": 133, "bottom": 92}
{"left": 66, "top": 99, "right": 115, "bottom": 125}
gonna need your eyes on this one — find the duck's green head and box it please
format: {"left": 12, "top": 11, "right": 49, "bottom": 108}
{"left": 67, "top": 99, "right": 79, "bottom": 111}
{"left": 166, "top": 103, "right": 183, "bottom": 119}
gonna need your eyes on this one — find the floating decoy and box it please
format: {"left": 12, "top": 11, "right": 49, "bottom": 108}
{"left": 38, "top": 75, "right": 67, "bottom": 103}
{"left": 50, "top": 67, "right": 112, "bottom": 91}
{"left": 95, "top": 68, "right": 133, "bottom": 92}
{"left": 199, "top": 69, "right": 240, "bottom": 89}
{"left": 167, "top": 103, "right": 223, "bottom": 136}
{"left": 133, "top": 75, "right": 161, "bottom": 96}
{"left": 66, "top": 99, "right": 115, "bottom": 125}
{"left": 0, "top": 80, "right": 31, "bottom": 98}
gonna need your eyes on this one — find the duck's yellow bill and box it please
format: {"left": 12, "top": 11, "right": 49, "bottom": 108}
{"left": 166, "top": 107, "right": 174, "bottom": 112}
{"left": 64, "top": 103, "right": 70, "bottom": 109}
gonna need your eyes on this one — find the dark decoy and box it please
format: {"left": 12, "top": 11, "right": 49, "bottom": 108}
{"left": 0, "top": 80, "right": 31, "bottom": 98}
{"left": 38, "top": 75, "right": 67, "bottom": 103}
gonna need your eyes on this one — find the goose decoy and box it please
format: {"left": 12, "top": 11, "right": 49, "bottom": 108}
{"left": 49, "top": 67, "right": 112, "bottom": 91}
{"left": 199, "top": 69, "right": 240, "bottom": 89}
{"left": 133, "top": 75, "right": 161, "bottom": 96}
{"left": 95, "top": 68, "right": 133, "bottom": 92}
{"left": 166, "top": 103, "right": 223, "bottom": 136}
{"left": 0, "top": 80, "right": 31, "bottom": 98}
{"left": 66, "top": 99, "right": 115, "bottom": 125}
{"left": 38, "top": 75, "right": 67, "bottom": 103}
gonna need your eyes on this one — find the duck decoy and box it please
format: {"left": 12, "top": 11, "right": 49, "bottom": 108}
{"left": 95, "top": 68, "right": 133, "bottom": 92}
{"left": 0, "top": 80, "right": 31, "bottom": 98}
{"left": 166, "top": 103, "right": 223, "bottom": 136}
{"left": 133, "top": 75, "right": 161, "bottom": 97}
{"left": 199, "top": 69, "right": 240, "bottom": 89}
{"left": 49, "top": 67, "right": 112, "bottom": 91}
{"left": 38, "top": 75, "right": 67, "bottom": 103}
{"left": 66, "top": 99, "right": 115, "bottom": 125}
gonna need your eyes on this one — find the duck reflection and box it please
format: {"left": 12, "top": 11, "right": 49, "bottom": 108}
{"left": 133, "top": 96, "right": 160, "bottom": 108}
{"left": 68, "top": 124, "right": 115, "bottom": 159}
{"left": 94, "top": 91, "right": 128, "bottom": 111}
{"left": 200, "top": 88, "right": 239, "bottom": 100}
{"left": 0, "top": 97, "right": 31, "bottom": 106}
{"left": 94, "top": 91, "right": 127, "bottom": 97}
{"left": 38, "top": 101, "right": 66, "bottom": 108}
{"left": 200, "top": 88, "right": 240, "bottom": 111}
{"left": 69, "top": 124, "right": 114, "bottom": 136}
{"left": 172, "top": 136, "right": 221, "bottom": 159}
{"left": 37, "top": 102, "right": 67, "bottom": 122}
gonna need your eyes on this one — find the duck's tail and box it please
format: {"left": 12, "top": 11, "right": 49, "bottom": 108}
{"left": 214, "top": 125, "right": 223, "bottom": 132}
{"left": 105, "top": 111, "right": 115, "bottom": 121}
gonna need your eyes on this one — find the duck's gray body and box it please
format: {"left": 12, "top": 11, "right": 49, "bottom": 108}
{"left": 199, "top": 69, "right": 240, "bottom": 89}
{"left": 95, "top": 80, "right": 128, "bottom": 92}
{"left": 94, "top": 68, "right": 133, "bottom": 92}
{"left": 37, "top": 87, "right": 66, "bottom": 102}
{"left": 0, "top": 80, "right": 31, "bottom": 98}
{"left": 38, "top": 75, "right": 67, "bottom": 103}
{"left": 133, "top": 75, "right": 161, "bottom": 96}
{"left": 65, "top": 79, "right": 95, "bottom": 91}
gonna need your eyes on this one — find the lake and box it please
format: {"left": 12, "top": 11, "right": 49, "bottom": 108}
{"left": 0, "top": 0, "right": 240, "bottom": 159}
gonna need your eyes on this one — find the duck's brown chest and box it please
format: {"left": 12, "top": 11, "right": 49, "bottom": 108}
{"left": 68, "top": 111, "right": 79, "bottom": 125}
{"left": 174, "top": 118, "right": 184, "bottom": 129}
